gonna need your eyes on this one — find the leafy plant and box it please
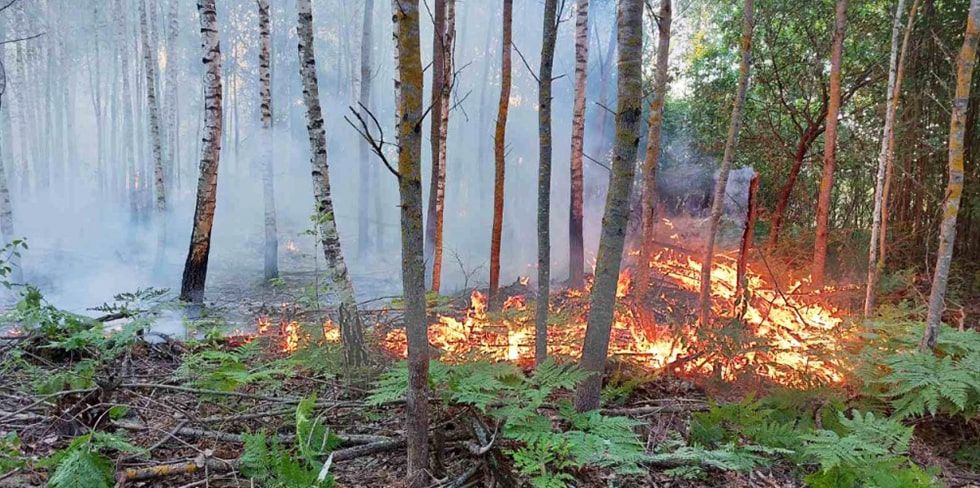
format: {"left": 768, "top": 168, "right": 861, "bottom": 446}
{"left": 175, "top": 340, "right": 293, "bottom": 392}
{"left": 43, "top": 432, "right": 145, "bottom": 488}
{"left": 240, "top": 396, "right": 339, "bottom": 487}
{"left": 369, "top": 359, "right": 646, "bottom": 486}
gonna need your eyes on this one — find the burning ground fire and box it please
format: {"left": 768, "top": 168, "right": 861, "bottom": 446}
{"left": 380, "top": 222, "right": 850, "bottom": 388}
{"left": 247, "top": 219, "right": 851, "bottom": 388}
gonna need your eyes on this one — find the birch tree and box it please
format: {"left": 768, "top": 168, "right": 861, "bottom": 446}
{"left": 179, "top": 0, "right": 223, "bottom": 304}
{"left": 356, "top": 0, "right": 374, "bottom": 256}
{"left": 165, "top": 0, "right": 180, "bottom": 190}
{"left": 296, "top": 0, "right": 367, "bottom": 369}
{"left": 139, "top": 0, "right": 166, "bottom": 211}
{"left": 575, "top": 0, "right": 644, "bottom": 413}
{"left": 697, "top": 0, "right": 753, "bottom": 327}
{"left": 258, "top": 0, "right": 278, "bottom": 280}
{"left": 865, "top": 0, "right": 920, "bottom": 315}
{"left": 812, "top": 0, "right": 848, "bottom": 288}
{"left": 637, "top": 0, "right": 671, "bottom": 300}
{"left": 489, "top": 0, "right": 513, "bottom": 309}
{"left": 568, "top": 0, "right": 589, "bottom": 289}
{"left": 392, "top": 1, "right": 429, "bottom": 485}
{"left": 921, "top": 0, "right": 979, "bottom": 350}
{"left": 425, "top": 0, "right": 447, "bottom": 291}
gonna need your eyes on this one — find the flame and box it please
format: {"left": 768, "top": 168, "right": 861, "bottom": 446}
{"left": 282, "top": 321, "right": 300, "bottom": 353}
{"left": 380, "top": 221, "right": 850, "bottom": 388}
{"left": 285, "top": 240, "right": 300, "bottom": 254}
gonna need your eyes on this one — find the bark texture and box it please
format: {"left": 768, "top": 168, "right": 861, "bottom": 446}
{"left": 637, "top": 0, "right": 671, "bottom": 299}
{"left": 296, "top": 0, "right": 367, "bottom": 369}
{"left": 489, "top": 0, "right": 513, "bottom": 309}
{"left": 425, "top": 0, "right": 447, "bottom": 291}
{"left": 574, "top": 0, "right": 644, "bottom": 413}
{"left": 180, "top": 0, "right": 223, "bottom": 304}
{"left": 357, "top": 0, "right": 375, "bottom": 256}
{"left": 258, "top": 0, "right": 279, "bottom": 280}
{"left": 865, "top": 0, "right": 919, "bottom": 315}
{"left": 568, "top": 0, "right": 589, "bottom": 289}
{"left": 139, "top": 0, "right": 166, "bottom": 212}
{"left": 922, "top": 0, "right": 979, "bottom": 350}
{"left": 697, "top": 0, "right": 754, "bottom": 327}
{"left": 811, "top": 0, "right": 848, "bottom": 288}
{"left": 536, "top": 0, "right": 560, "bottom": 365}
{"left": 393, "top": 1, "right": 429, "bottom": 485}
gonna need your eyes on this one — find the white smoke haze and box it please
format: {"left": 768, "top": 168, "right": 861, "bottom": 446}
{"left": 0, "top": 0, "right": 730, "bottom": 326}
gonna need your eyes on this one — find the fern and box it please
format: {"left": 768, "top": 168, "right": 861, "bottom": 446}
{"left": 175, "top": 341, "right": 293, "bottom": 392}
{"left": 44, "top": 432, "right": 145, "bottom": 488}
{"left": 880, "top": 351, "right": 979, "bottom": 418}
{"left": 240, "top": 399, "right": 339, "bottom": 488}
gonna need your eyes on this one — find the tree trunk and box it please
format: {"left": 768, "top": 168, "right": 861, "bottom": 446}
{"left": 811, "top": 0, "right": 848, "bottom": 288}
{"left": 767, "top": 119, "right": 823, "bottom": 249}
{"left": 166, "top": 0, "right": 180, "bottom": 192}
{"left": 489, "top": 0, "right": 513, "bottom": 310}
{"left": 357, "top": 0, "right": 375, "bottom": 256}
{"left": 180, "top": 0, "right": 223, "bottom": 304}
{"left": 568, "top": 0, "right": 589, "bottom": 289}
{"left": 574, "top": 0, "right": 644, "bottom": 413}
{"left": 535, "top": 0, "right": 560, "bottom": 365}
{"left": 637, "top": 0, "right": 671, "bottom": 299}
{"left": 297, "top": 0, "right": 367, "bottom": 369}
{"left": 697, "top": 0, "right": 753, "bottom": 327}
{"left": 921, "top": 0, "right": 979, "bottom": 350}
{"left": 735, "top": 173, "right": 759, "bottom": 314}
{"left": 425, "top": 0, "right": 447, "bottom": 291}
{"left": 258, "top": 0, "right": 279, "bottom": 281}
{"left": 865, "top": 0, "right": 920, "bottom": 314}
{"left": 392, "top": 2, "right": 429, "bottom": 485}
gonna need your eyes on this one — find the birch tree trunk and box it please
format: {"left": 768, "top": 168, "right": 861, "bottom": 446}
{"left": 865, "top": 0, "right": 920, "bottom": 315}
{"left": 297, "top": 0, "right": 367, "bottom": 369}
{"left": 139, "top": 0, "right": 166, "bottom": 211}
{"left": 568, "top": 0, "right": 589, "bottom": 289}
{"left": 921, "top": 0, "right": 979, "bottom": 350}
{"left": 356, "top": 0, "right": 375, "bottom": 256}
{"left": 865, "top": 0, "right": 908, "bottom": 315}
{"left": 432, "top": 0, "right": 455, "bottom": 293}
{"left": 489, "top": 0, "right": 513, "bottom": 309}
{"left": 424, "top": 0, "right": 447, "bottom": 291}
{"left": 697, "top": 0, "right": 753, "bottom": 327}
{"left": 811, "top": 0, "right": 848, "bottom": 288}
{"left": 574, "top": 0, "right": 644, "bottom": 413}
{"left": 637, "top": 0, "right": 671, "bottom": 300}
{"left": 258, "top": 0, "right": 279, "bottom": 280}
{"left": 166, "top": 0, "right": 180, "bottom": 191}
{"left": 535, "top": 0, "right": 560, "bottom": 365}
{"left": 392, "top": 1, "right": 429, "bottom": 485}
{"left": 179, "top": 0, "right": 223, "bottom": 304}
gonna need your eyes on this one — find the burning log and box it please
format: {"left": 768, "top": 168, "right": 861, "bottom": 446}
{"left": 735, "top": 173, "right": 760, "bottom": 317}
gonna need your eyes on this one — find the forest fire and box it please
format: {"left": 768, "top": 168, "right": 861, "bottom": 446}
{"left": 379, "top": 227, "right": 849, "bottom": 387}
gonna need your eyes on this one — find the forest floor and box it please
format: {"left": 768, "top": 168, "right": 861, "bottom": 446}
{"left": 0, "top": 236, "right": 978, "bottom": 486}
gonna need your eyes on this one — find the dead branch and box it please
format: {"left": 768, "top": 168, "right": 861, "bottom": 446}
{"left": 116, "top": 452, "right": 237, "bottom": 483}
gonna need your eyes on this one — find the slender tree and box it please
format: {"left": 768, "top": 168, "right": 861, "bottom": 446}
{"left": 357, "top": 0, "right": 375, "bottom": 256}
{"left": 392, "top": 1, "right": 429, "bottom": 485}
{"left": 697, "top": 0, "right": 754, "bottom": 327}
{"left": 574, "top": 0, "right": 644, "bottom": 413}
{"left": 166, "top": 0, "right": 180, "bottom": 190}
{"left": 922, "top": 0, "right": 979, "bottom": 350}
{"left": 296, "top": 0, "right": 367, "bottom": 369}
{"left": 180, "top": 0, "right": 223, "bottom": 303}
{"left": 568, "top": 0, "right": 589, "bottom": 288}
{"left": 535, "top": 0, "right": 560, "bottom": 365}
{"left": 139, "top": 0, "right": 166, "bottom": 211}
{"left": 489, "top": 0, "right": 513, "bottom": 309}
{"left": 637, "top": 0, "right": 671, "bottom": 299}
{"left": 425, "top": 0, "right": 447, "bottom": 291}
{"left": 258, "top": 0, "right": 279, "bottom": 280}
{"left": 865, "top": 0, "right": 920, "bottom": 315}
{"left": 812, "top": 0, "right": 848, "bottom": 288}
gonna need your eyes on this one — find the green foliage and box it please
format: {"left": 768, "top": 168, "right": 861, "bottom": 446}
{"left": 600, "top": 370, "right": 649, "bottom": 406}
{"left": 369, "top": 359, "right": 646, "bottom": 486}
{"left": 175, "top": 340, "right": 293, "bottom": 392}
{"left": 33, "top": 359, "right": 96, "bottom": 395}
{"left": 0, "top": 238, "right": 26, "bottom": 288}
{"left": 801, "top": 410, "right": 937, "bottom": 488}
{"left": 239, "top": 397, "right": 338, "bottom": 487}
{"left": 860, "top": 318, "right": 980, "bottom": 418}
{"left": 0, "top": 432, "right": 23, "bottom": 472}
{"left": 43, "top": 432, "right": 145, "bottom": 488}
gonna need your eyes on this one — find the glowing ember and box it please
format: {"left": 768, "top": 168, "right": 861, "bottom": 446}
{"left": 381, "top": 226, "right": 850, "bottom": 387}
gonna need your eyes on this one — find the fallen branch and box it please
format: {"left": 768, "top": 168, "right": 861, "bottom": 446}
{"left": 113, "top": 420, "right": 390, "bottom": 446}
{"left": 602, "top": 403, "right": 707, "bottom": 416}
{"left": 116, "top": 453, "right": 237, "bottom": 483}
